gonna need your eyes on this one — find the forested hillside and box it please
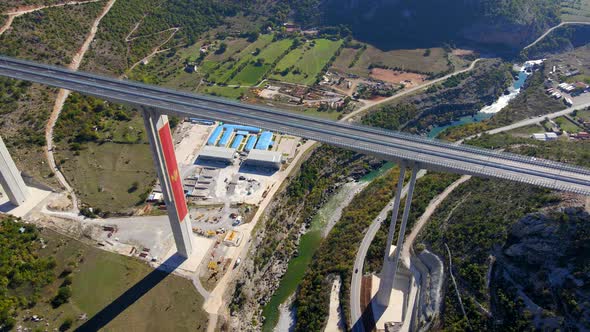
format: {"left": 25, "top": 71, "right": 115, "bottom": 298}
{"left": 288, "top": 0, "right": 560, "bottom": 51}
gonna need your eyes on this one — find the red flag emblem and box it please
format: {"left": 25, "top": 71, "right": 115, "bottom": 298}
{"left": 158, "top": 123, "right": 188, "bottom": 222}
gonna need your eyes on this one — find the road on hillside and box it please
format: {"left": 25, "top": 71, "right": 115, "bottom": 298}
{"left": 344, "top": 59, "right": 483, "bottom": 121}
{"left": 475, "top": 101, "right": 590, "bottom": 138}
{"left": 523, "top": 21, "right": 590, "bottom": 50}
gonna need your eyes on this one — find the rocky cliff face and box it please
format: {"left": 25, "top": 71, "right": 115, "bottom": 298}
{"left": 494, "top": 208, "right": 590, "bottom": 330}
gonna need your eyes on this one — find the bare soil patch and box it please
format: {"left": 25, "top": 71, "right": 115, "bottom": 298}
{"left": 452, "top": 49, "right": 475, "bottom": 56}
{"left": 369, "top": 68, "right": 427, "bottom": 87}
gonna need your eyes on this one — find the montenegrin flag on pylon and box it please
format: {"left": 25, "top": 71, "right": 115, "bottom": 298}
{"left": 158, "top": 121, "right": 188, "bottom": 222}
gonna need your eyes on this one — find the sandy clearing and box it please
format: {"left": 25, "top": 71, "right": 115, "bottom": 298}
{"left": 325, "top": 277, "right": 345, "bottom": 332}
{"left": 369, "top": 68, "right": 427, "bottom": 87}
{"left": 451, "top": 49, "right": 475, "bottom": 56}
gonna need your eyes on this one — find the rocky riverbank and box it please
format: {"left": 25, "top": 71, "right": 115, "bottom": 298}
{"left": 227, "top": 146, "right": 382, "bottom": 331}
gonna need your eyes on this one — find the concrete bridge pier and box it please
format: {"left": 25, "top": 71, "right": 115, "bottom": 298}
{"left": 142, "top": 108, "right": 193, "bottom": 258}
{"left": 376, "top": 165, "right": 420, "bottom": 307}
{"left": 0, "top": 135, "right": 30, "bottom": 206}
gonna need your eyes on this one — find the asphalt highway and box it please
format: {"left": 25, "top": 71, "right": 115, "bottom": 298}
{"left": 1, "top": 56, "right": 590, "bottom": 195}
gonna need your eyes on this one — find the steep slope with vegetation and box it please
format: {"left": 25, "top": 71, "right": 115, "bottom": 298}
{"left": 0, "top": 2, "right": 106, "bottom": 187}
{"left": 295, "top": 167, "right": 402, "bottom": 331}
{"left": 362, "top": 59, "right": 513, "bottom": 134}
{"left": 415, "top": 131, "right": 590, "bottom": 330}
{"left": 0, "top": 215, "right": 56, "bottom": 330}
{"left": 230, "top": 145, "right": 382, "bottom": 330}
{"left": 0, "top": 214, "right": 208, "bottom": 331}
{"left": 439, "top": 64, "right": 565, "bottom": 141}
{"left": 288, "top": 0, "right": 560, "bottom": 51}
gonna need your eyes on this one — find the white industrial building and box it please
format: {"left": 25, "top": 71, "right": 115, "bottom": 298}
{"left": 532, "top": 132, "right": 558, "bottom": 141}
{"left": 197, "top": 146, "right": 236, "bottom": 164}
{"left": 244, "top": 150, "right": 283, "bottom": 170}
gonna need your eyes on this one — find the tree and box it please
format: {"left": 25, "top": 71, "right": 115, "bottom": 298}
{"left": 215, "top": 42, "right": 227, "bottom": 55}
{"left": 254, "top": 58, "right": 265, "bottom": 67}
{"left": 51, "top": 286, "right": 72, "bottom": 308}
{"left": 59, "top": 317, "right": 73, "bottom": 331}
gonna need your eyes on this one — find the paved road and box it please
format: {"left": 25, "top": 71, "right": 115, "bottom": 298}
{"left": 350, "top": 170, "right": 427, "bottom": 332}
{"left": 485, "top": 102, "right": 590, "bottom": 136}
{"left": 2, "top": 57, "right": 590, "bottom": 195}
{"left": 523, "top": 21, "right": 590, "bottom": 50}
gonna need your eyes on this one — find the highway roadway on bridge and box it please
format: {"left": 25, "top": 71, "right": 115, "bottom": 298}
{"left": 1, "top": 56, "right": 590, "bottom": 195}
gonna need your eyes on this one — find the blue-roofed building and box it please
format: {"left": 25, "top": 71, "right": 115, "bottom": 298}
{"left": 207, "top": 126, "right": 223, "bottom": 146}
{"left": 229, "top": 125, "right": 261, "bottom": 133}
{"left": 244, "top": 135, "right": 257, "bottom": 152}
{"left": 236, "top": 130, "right": 249, "bottom": 136}
{"left": 218, "top": 129, "right": 234, "bottom": 147}
{"left": 255, "top": 131, "right": 273, "bottom": 150}
{"left": 190, "top": 118, "right": 215, "bottom": 125}
{"left": 231, "top": 135, "right": 244, "bottom": 149}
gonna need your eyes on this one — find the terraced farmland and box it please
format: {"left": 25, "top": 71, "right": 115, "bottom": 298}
{"left": 229, "top": 38, "right": 294, "bottom": 85}
{"left": 270, "top": 39, "right": 343, "bottom": 85}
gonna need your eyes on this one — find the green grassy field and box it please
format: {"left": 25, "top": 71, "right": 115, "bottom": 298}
{"left": 205, "top": 38, "right": 252, "bottom": 62}
{"left": 270, "top": 39, "right": 343, "bottom": 85}
{"left": 229, "top": 38, "right": 293, "bottom": 85}
{"left": 575, "top": 109, "right": 590, "bottom": 122}
{"left": 57, "top": 142, "right": 155, "bottom": 214}
{"left": 561, "top": 0, "right": 590, "bottom": 22}
{"left": 555, "top": 116, "right": 583, "bottom": 133}
{"left": 348, "top": 46, "right": 451, "bottom": 77}
{"left": 331, "top": 47, "right": 361, "bottom": 73}
{"left": 198, "top": 85, "right": 250, "bottom": 99}
{"left": 290, "top": 107, "right": 342, "bottom": 120}
{"left": 205, "top": 34, "right": 273, "bottom": 83}
{"left": 17, "top": 229, "right": 208, "bottom": 331}
{"left": 506, "top": 124, "right": 546, "bottom": 136}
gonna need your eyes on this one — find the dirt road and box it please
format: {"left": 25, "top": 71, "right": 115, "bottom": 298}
{"left": 0, "top": 0, "right": 104, "bottom": 35}
{"left": 44, "top": 0, "right": 116, "bottom": 212}
{"left": 127, "top": 28, "right": 179, "bottom": 72}
{"left": 401, "top": 175, "right": 471, "bottom": 264}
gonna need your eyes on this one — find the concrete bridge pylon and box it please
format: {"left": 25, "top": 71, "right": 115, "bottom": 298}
{"left": 376, "top": 165, "right": 420, "bottom": 307}
{"left": 142, "top": 108, "right": 193, "bottom": 258}
{"left": 0, "top": 135, "right": 30, "bottom": 206}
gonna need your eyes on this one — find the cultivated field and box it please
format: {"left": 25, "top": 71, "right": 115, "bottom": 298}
{"left": 561, "top": 0, "right": 590, "bottom": 22}
{"left": 229, "top": 38, "right": 293, "bottom": 85}
{"left": 270, "top": 39, "right": 343, "bottom": 85}
{"left": 349, "top": 46, "right": 451, "bottom": 77}
{"left": 205, "top": 34, "right": 273, "bottom": 83}
{"left": 330, "top": 47, "right": 362, "bottom": 73}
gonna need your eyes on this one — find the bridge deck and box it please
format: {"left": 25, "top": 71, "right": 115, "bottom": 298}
{"left": 1, "top": 56, "right": 590, "bottom": 195}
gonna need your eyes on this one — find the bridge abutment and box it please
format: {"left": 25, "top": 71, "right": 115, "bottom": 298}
{"left": 0, "top": 135, "right": 30, "bottom": 206}
{"left": 142, "top": 109, "right": 193, "bottom": 258}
